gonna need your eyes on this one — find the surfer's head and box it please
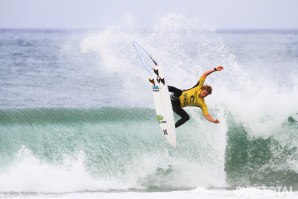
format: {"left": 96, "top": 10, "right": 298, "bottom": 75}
{"left": 200, "top": 85, "right": 212, "bottom": 98}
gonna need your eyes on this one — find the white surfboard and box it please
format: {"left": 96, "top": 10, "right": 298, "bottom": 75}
{"left": 132, "top": 41, "right": 176, "bottom": 148}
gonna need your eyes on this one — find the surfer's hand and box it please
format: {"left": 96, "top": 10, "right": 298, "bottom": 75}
{"left": 214, "top": 119, "right": 220, "bottom": 123}
{"left": 215, "top": 66, "right": 224, "bottom": 71}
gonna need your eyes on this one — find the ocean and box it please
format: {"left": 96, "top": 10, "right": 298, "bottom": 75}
{"left": 0, "top": 16, "right": 298, "bottom": 198}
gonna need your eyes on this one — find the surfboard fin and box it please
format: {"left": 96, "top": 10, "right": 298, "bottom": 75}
{"left": 149, "top": 78, "right": 155, "bottom": 86}
{"left": 157, "top": 77, "right": 165, "bottom": 85}
{"left": 154, "top": 68, "right": 159, "bottom": 76}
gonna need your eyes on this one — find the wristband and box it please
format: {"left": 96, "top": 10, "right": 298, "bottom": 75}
{"left": 214, "top": 67, "right": 217, "bottom": 71}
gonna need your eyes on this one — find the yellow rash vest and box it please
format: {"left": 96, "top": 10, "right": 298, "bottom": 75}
{"left": 179, "top": 76, "right": 209, "bottom": 116}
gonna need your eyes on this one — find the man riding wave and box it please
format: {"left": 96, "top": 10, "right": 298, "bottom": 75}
{"left": 168, "top": 66, "right": 224, "bottom": 128}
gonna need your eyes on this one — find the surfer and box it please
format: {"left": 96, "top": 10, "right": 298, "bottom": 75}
{"left": 168, "top": 66, "right": 224, "bottom": 128}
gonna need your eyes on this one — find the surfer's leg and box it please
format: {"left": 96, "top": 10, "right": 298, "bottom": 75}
{"left": 173, "top": 106, "right": 190, "bottom": 128}
{"left": 168, "top": 86, "right": 182, "bottom": 98}
{"left": 168, "top": 86, "right": 189, "bottom": 127}
{"left": 171, "top": 98, "right": 189, "bottom": 128}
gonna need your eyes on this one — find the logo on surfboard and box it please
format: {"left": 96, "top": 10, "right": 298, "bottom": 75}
{"left": 157, "top": 115, "right": 167, "bottom": 124}
{"left": 153, "top": 85, "right": 159, "bottom": 92}
{"left": 163, "top": 129, "right": 168, "bottom": 135}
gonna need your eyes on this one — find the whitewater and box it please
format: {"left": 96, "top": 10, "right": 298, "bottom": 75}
{"left": 0, "top": 15, "right": 298, "bottom": 198}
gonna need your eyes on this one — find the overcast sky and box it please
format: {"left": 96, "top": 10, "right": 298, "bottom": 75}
{"left": 0, "top": 0, "right": 297, "bottom": 29}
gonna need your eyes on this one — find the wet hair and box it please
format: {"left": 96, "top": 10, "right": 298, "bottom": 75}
{"left": 202, "top": 85, "right": 212, "bottom": 94}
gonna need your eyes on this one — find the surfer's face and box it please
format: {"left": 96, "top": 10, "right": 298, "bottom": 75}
{"left": 200, "top": 90, "right": 210, "bottom": 98}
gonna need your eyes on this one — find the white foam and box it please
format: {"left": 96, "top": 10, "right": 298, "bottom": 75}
{"left": 3, "top": 189, "right": 297, "bottom": 199}
{"left": 0, "top": 146, "right": 227, "bottom": 193}
{"left": 0, "top": 146, "right": 132, "bottom": 193}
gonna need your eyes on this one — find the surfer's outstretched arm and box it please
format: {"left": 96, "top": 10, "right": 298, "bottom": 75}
{"left": 202, "top": 66, "right": 224, "bottom": 78}
{"left": 205, "top": 114, "right": 220, "bottom": 123}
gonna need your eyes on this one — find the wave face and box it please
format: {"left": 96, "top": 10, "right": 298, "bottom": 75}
{"left": 0, "top": 108, "right": 226, "bottom": 192}
{"left": 225, "top": 114, "right": 298, "bottom": 188}
{"left": 0, "top": 108, "right": 297, "bottom": 192}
